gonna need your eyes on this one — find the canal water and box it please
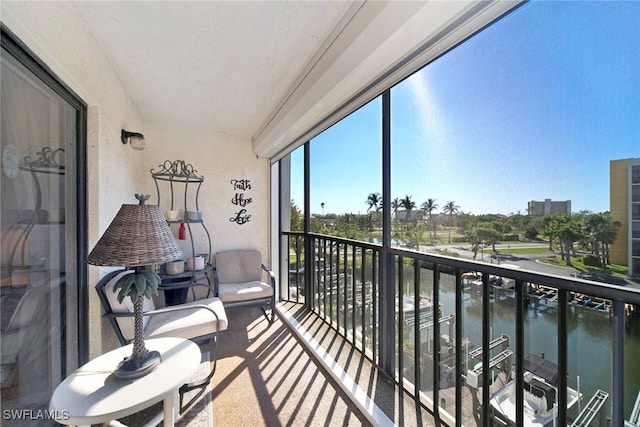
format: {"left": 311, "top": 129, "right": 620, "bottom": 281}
{"left": 429, "top": 277, "right": 640, "bottom": 426}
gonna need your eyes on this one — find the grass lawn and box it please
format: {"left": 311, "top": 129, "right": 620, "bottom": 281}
{"left": 539, "top": 255, "right": 628, "bottom": 277}
{"left": 494, "top": 244, "right": 629, "bottom": 278}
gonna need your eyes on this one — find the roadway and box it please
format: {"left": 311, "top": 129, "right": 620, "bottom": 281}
{"left": 420, "top": 241, "right": 639, "bottom": 288}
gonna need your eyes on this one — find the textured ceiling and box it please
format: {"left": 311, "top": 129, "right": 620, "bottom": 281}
{"left": 73, "top": 1, "right": 354, "bottom": 139}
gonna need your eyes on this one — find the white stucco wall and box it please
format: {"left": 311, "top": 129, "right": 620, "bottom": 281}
{"left": 1, "top": 2, "right": 270, "bottom": 358}
{"left": 143, "top": 123, "right": 269, "bottom": 259}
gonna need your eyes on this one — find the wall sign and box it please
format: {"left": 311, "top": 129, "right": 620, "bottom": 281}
{"left": 229, "top": 179, "right": 252, "bottom": 225}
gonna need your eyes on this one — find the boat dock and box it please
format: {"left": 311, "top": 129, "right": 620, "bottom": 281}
{"left": 626, "top": 390, "right": 640, "bottom": 427}
{"left": 428, "top": 329, "right": 613, "bottom": 427}
{"left": 462, "top": 272, "right": 613, "bottom": 314}
{"left": 570, "top": 389, "right": 609, "bottom": 427}
{"left": 526, "top": 284, "right": 612, "bottom": 313}
{"left": 528, "top": 284, "right": 559, "bottom": 304}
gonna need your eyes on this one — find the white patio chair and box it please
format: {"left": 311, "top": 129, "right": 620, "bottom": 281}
{"left": 213, "top": 250, "right": 275, "bottom": 323}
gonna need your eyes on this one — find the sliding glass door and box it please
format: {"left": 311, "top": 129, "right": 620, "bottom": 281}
{"left": 1, "top": 27, "right": 86, "bottom": 425}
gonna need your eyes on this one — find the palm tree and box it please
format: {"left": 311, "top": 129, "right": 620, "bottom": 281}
{"left": 443, "top": 201, "right": 460, "bottom": 243}
{"left": 421, "top": 198, "right": 438, "bottom": 244}
{"left": 365, "top": 192, "right": 381, "bottom": 212}
{"left": 391, "top": 198, "right": 400, "bottom": 219}
{"left": 365, "top": 192, "right": 382, "bottom": 231}
{"left": 400, "top": 195, "right": 415, "bottom": 221}
{"left": 321, "top": 202, "right": 325, "bottom": 217}
{"left": 600, "top": 216, "right": 621, "bottom": 265}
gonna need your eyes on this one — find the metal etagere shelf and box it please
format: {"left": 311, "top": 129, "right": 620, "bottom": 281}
{"left": 150, "top": 160, "right": 213, "bottom": 304}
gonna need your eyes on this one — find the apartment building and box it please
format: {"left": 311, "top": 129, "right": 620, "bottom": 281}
{"left": 527, "top": 198, "right": 572, "bottom": 216}
{"left": 610, "top": 158, "right": 640, "bottom": 276}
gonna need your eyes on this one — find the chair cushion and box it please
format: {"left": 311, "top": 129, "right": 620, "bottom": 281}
{"left": 215, "top": 250, "right": 262, "bottom": 283}
{"left": 217, "top": 280, "right": 273, "bottom": 303}
{"left": 102, "top": 270, "right": 156, "bottom": 341}
{"left": 144, "top": 297, "right": 228, "bottom": 341}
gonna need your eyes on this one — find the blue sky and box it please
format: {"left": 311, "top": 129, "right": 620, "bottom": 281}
{"left": 293, "top": 1, "right": 640, "bottom": 216}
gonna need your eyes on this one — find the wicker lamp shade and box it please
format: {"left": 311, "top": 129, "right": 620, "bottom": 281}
{"left": 87, "top": 203, "right": 183, "bottom": 267}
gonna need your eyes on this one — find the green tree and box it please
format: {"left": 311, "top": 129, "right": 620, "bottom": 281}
{"left": 421, "top": 198, "right": 439, "bottom": 245}
{"left": 456, "top": 212, "right": 474, "bottom": 236}
{"left": 479, "top": 224, "right": 502, "bottom": 254}
{"left": 541, "top": 213, "right": 567, "bottom": 251}
{"left": 310, "top": 216, "right": 329, "bottom": 234}
{"left": 337, "top": 213, "right": 358, "bottom": 239}
{"left": 443, "top": 201, "right": 460, "bottom": 243}
{"left": 524, "top": 225, "right": 539, "bottom": 240}
{"left": 557, "top": 221, "right": 581, "bottom": 266}
{"left": 506, "top": 213, "right": 531, "bottom": 231}
{"left": 600, "top": 216, "right": 621, "bottom": 265}
{"left": 290, "top": 200, "right": 304, "bottom": 231}
{"left": 486, "top": 221, "right": 511, "bottom": 251}
{"left": 540, "top": 214, "right": 578, "bottom": 263}
{"left": 365, "top": 192, "right": 382, "bottom": 231}
{"left": 392, "top": 223, "right": 404, "bottom": 246}
{"left": 289, "top": 200, "right": 304, "bottom": 259}
{"left": 581, "top": 212, "right": 621, "bottom": 265}
{"left": 366, "top": 192, "right": 381, "bottom": 212}
{"left": 354, "top": 214, "right": 371, "bottom": 234}
{"left": 400, "top": 195, "right": 416, "bottom": 222}
{"left": 405, "top": 222, "right": 425, "bottom": 250}
{"left": 391, "top": 198, "right": 400, "bottom": 219}
{"left": 466, "top": 225, "right": 500, "bottom": 260}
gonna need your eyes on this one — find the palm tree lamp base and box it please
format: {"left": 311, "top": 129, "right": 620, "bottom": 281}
{"left": 114, "top": 350, "right": 162, "bottom": 380}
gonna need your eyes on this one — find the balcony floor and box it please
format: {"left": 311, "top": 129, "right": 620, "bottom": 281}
{"left": 210, "top": 303, "right": 362, "bottom": 425}
{"left": 207, "top": 302, "right": 436, "bottom": 427}
{"left": 117, "top": 301, "right": 437, "bottom": 426}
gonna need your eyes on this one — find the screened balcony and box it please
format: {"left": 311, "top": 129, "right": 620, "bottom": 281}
{"left": 2, "top": 1, "right": 639, "bottom": 426}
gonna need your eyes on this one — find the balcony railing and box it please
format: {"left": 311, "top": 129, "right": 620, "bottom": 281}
{"left": 281, "top": 231, "right": 640, "bottom": 427}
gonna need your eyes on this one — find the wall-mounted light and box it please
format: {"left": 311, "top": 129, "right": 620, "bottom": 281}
{"left": 121, "top": 129, "right": 145, "bottom": 151}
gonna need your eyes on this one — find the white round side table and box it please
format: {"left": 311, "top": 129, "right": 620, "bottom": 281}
{"left": 50, "top": 337, "right": 200, "bottom": 427}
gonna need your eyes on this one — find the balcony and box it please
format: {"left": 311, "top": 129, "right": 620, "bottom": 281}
{"left": 268, "top": 232, "right": 640, "bottom": 427}
{"left": 82, "top": 232, "right": 640, "bottom": 427}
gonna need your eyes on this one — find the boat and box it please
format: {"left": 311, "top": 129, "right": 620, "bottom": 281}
{"left": 462, "top": 271, "right": 482, "bottom": 289}
{"left": 461, "top": 272, "right": 515, "bottom": 296}
{"left": 400, "top": 295, "right": 438, "bottom": 326}
{"left": 489, "top": 274, "right": 515, "bottom": 290}
{"left": 489, "top": 354, "right": 582, "bottom": 427}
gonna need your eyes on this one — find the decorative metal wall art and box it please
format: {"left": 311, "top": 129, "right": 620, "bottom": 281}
{"left": 229, "top": 179, "right": 252, "bottom": 225}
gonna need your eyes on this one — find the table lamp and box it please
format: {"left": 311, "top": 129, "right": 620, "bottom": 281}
{"left": 87, "top": 194, "right": 183, "bottom": 379}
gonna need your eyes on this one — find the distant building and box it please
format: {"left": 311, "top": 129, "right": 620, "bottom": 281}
{"left": 527, "top": 199, "right": 572, "bottom": 216}
{"left": 396, "top": 209, "right": 422, "bottom": 221}
{"left": 610, "top": 158, "right": 640, "bottom": 276}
